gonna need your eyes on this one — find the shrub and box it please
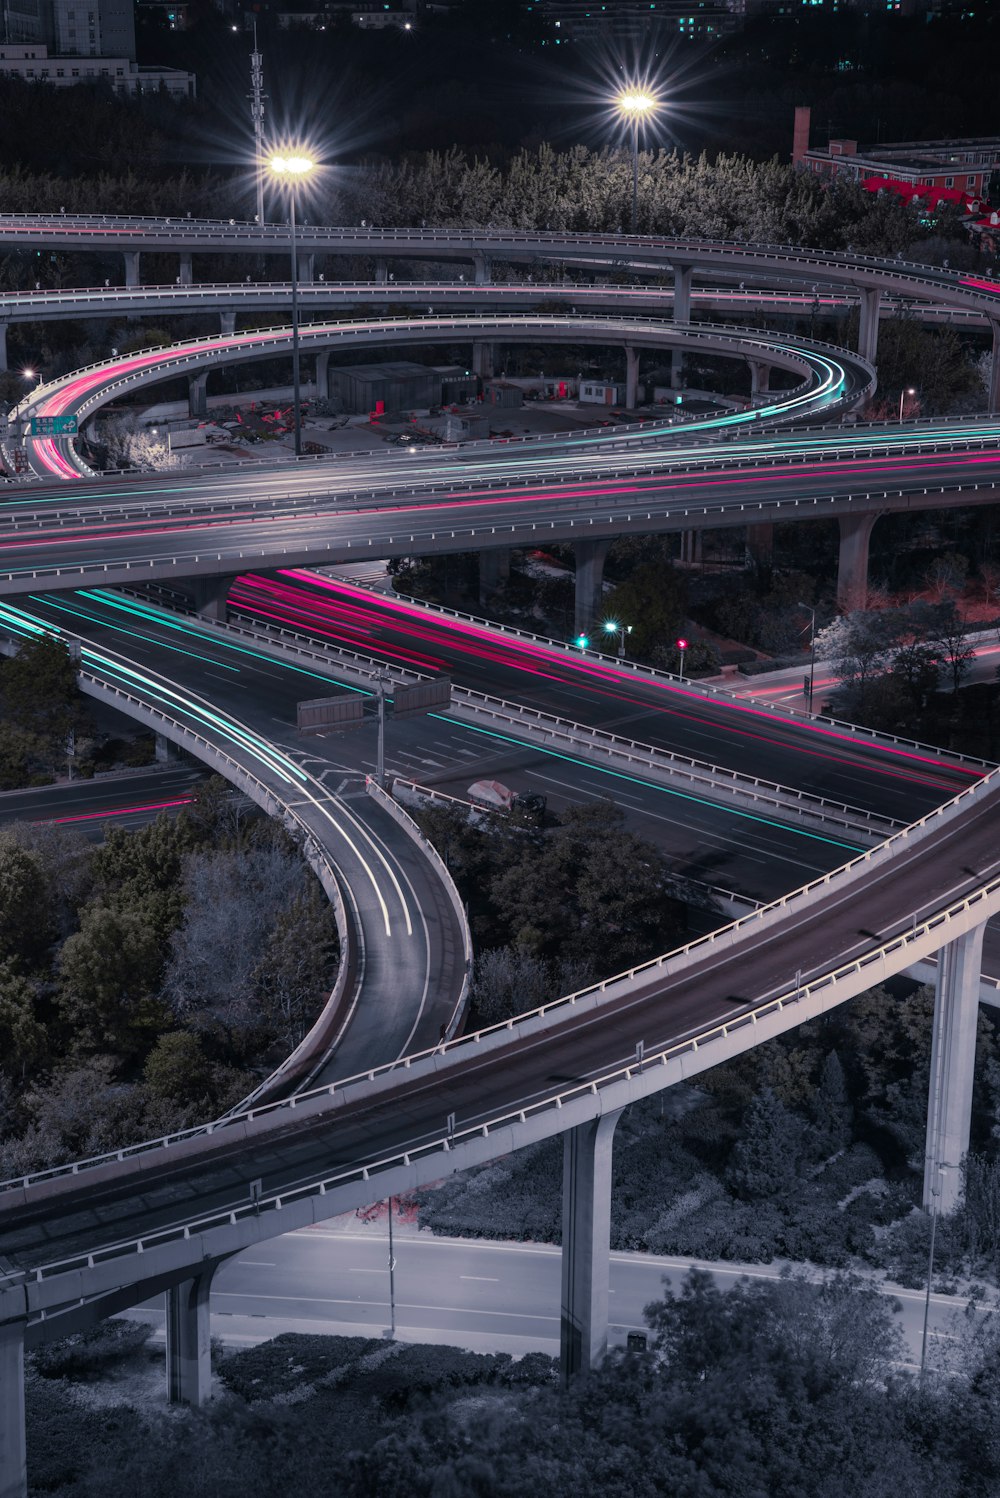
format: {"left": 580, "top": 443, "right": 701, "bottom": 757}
{"left": 30, "top": 1318, "right": 153, "bottom": 1380}
{"left": 216, "top": 1333, "right": 381, "bottom": 1401}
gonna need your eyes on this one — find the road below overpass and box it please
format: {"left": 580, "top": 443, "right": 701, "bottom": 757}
{"left": 145, "top": 1225, "right": 970, "bottom": 1375}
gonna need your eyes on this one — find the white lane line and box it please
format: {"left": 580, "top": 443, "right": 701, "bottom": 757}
{"left": 238, "top": 1261, "right": 276, "bottom": 1267}
{"left": 215, "top": 1292, "right": 558, "bottom": 1323}
{"left": 459, "top": 1276, "right": 499, "bottom": 1282}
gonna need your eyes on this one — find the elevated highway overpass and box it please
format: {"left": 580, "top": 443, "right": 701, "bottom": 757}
{"left": 2, "top": 220, "right": 1000, "bottom": 1496}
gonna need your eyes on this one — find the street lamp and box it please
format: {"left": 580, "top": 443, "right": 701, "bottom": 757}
{"left": 798, "top": 601, "right": 817, "bottom": 710}
{"left": 899, "top": 385, "right": 916, "bottom": 421}
{"left": 602, "top": 618, "right": 632, "bottom": 658}
{"left": 676, "top": 636, "right": 688, "bottom": 680}
{"left": 268, "top": 150, "right": 315, "bottom": 457}
{"left": 616, "top": 89, "right": 658, "bottom": 235}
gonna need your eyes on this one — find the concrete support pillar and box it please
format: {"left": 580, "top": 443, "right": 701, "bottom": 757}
{"left": 188, "top": 574, "right": 235, "bottom": 622}
{"left": 0, "top": 322, "right": 8, "bottom": 375}
{"left": 316, "top": 349, "right": 331, "bottom": 400}
{"left": 574, "top": 538, "right": 611, "bottom": 640}
{"left": 187, "top": 370, "right": 209, "bottom": 419}
{"left": 165, "top": 1263, "right": 217, "bottom": 1406}
{"left": 219, "top": 311, "right": 236, "bottom": 336}
{"left": 0, "top": 1320, "right": 26, "bottom": 1498}
{"left": 155, "top": 732, "right": 177, "bottom": 763}
{"left": 122, "top": 250, "right": 140, "bottom": 288}
{"left": 745, "top": 521, "right": 774, "bottom": 567}
{"left": 624, "top": 346, "right": 640, "bottom": 410}
{"left": 473, "top": 253, "right": 492, "bottom": 286}
{"left": 561, "top": 1109, "right": 624, "bottom": 1381}
{"left": 749, "top": 359, "right": 771, "bottom": 397}
{"left": 178, "top": 252, "right": 193, "bottom": 286}
{"left": 479, "top": 546, "right": 511, "bottom": 601}
{"left": 680, "top": 529, "right": 703, "bottom": 565}
{"left": 374, "top": 259, "right": 388, "bottom": 285}
{"left": 472, "top": 340, "right": 494, "bottom": 380}
{"left": 857, "top": 287, "right": 882, "bottom": 365}
{"left": 836, "top": 511, "right": 878, "bottom": 611}
{"left": 672, "top": 264, "right": 693, "bottom": 325}
{"left": 924, "top": 922, "right": 987, "bottom": 1214}
{"left": 298, "top": 252, "right": 314, "bottom": 285}
{"left": 989, "top": 319, "right": 1000, "bottom": 416}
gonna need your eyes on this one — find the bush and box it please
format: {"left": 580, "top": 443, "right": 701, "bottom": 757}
{"left": 351, "top": 1345, "right": 512, "bottom": 1411}
{"left": 30, "top": 1318, "right": 153, "bottom": 1380}
{"left": 216, "top": 1333, "right": 381, "bottom": 1401}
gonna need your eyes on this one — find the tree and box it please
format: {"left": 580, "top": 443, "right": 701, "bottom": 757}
{"left": 601, "top": 562, "right": 687, "bottom": 659}
{"left": 96, "top": 412, "right": 178, "bottom": 472}
{"left": 927, "top": 599, "right": 975, "bottom": 692}
{"left": 251, "top": 884, "right": 339, "bottom": 1049}
{"left": 0, "top": 633, "right": 85, "bottom": 768}
{"left": 57, "top": 903, "right": 169, "bottom": 1056}
{"left": 0, "top": 960, "right": 47, "bottom": 1082}
{"left": 0, "top": 834, "right": 52, "bottom": 967}
{"left": 470, "top": 946, "right": 554, "bottom": 1026}
{"left": 726, "top": 1087, "right": 803, "bottom": 1200}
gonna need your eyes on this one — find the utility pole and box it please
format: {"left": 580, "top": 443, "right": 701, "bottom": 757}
{"left": 249, "top": 20, "right": 266, "bottom": 226}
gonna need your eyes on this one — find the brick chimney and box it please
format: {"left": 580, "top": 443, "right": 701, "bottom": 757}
{"left": 792, "top": 105, "right": 811, "bottom": 168}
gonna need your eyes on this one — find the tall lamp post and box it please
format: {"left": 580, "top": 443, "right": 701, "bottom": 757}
{"left": 899, "top": 385, "right": 916, "bottom": 422}
{"left": 268, "top": 151, "right": 315, "bottom": 457}
{"left": 676, "top": 637, "right": 688, "bottom": 680}
{"left": 602, "top": 618, "right": 632, "bottom": 659}
{"left": 798, "top": 601, "right": 817, "bottom": 711}
{"left": 615, "top": 90, "right": 658, "bottom": 235}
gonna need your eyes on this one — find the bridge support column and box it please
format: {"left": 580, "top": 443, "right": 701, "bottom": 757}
{"left": 374, "top": 259, "right": 388, "bottom": 285}
{"left": 178, "top": 252, "right": 193, "bottom": 286}
{"left": 155, "top": 731, "right": 177, "bottom": 763}
{"left": 680, "top": 529, "right": 702, "bottom": 564}
{"left": 857, "top": 288, "right": 882, "bottom": 365}
{"left": 0, "top": 322, "right": 7, "bottom": 373}
{"left": 561, "top": 1109, "right": 624, "bottom": 1381}
{"left": 624, "top": 346, "right": 640, "bottom": 410}
{"left": 746, "top": 522, "right": 774, "bottom": 568}
{"left": 473, "top": 253, "right": 492, "bottom": 286}
{"left": 298, "top": 252, "right": 314, "bottom": 285}
{"left": 122, "top": 250, "right": 140, "bottom": 288}
{"left": 165, "top": 1263, "right": 217, "bottom": 1406}
{"left": 219, "top": 311, "right": 236, "bottom": 336}
{"left": 188, "top": 574, "right": 235, "bottom": 621}
{"left": 989, "top": 319, "right": 1000, "bottom": 416}
{"left": 479, "top": 546, "right": 511, "bottom": 601}
{"left": 316, "top": 349, "right": 331, "bottom": 399}
{"left": 574, "top": 538, "right": 611, "bottom": 640}
{"left": 0, "top": 1320, "right": 26, "bottom": 1498}
{"left": 188, "top": 371, "right": 209, "bottom": 419}
{"left": 749, "top": 359, "right": 771, "bottom": 397}
{"left": 472, "top": 340, "right": 494, "bottom": 381}
{"left": 837, "top": 511, "right": 878, "bottom": 611}
{"left": 671, "top": 265, "right": 692, "bottom": 390}
{"left": 924, "top": 922, "right": 987, "bottom": 1215}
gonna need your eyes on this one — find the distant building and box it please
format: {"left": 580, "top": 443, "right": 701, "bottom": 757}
{"left": 3, "top": 0, "right": 136, "bottom": 58}
{"left": 531, "top": 0, "right": 738, "bottom": 42}
{"left": 0, "top": 41, "right": 196, "bottom": 94}
{"left": 793, "top": 108, "right": 1000, "bottom": 201}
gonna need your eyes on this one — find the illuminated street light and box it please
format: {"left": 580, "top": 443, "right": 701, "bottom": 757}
{"left": 268, "top": 151, "right": 316, "bottom": 457}
{"left": 602, "top": 618, "right": 632, "bottom": 658}
{"left": 899, "top": 385, "right": 916, "bottom": 422}
{"left": 676, "top": 636, "right": 688, "bottom": 680}
{"left": 616, "top": 89, "right": 659, "bottom": 234}
{"left": 574, "top": 632, "right": 590, "bottom": 651}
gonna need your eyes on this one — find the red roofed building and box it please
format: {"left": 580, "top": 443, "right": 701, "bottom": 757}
{"left": 792, "top": 107, "right": 999, "bottom": 204}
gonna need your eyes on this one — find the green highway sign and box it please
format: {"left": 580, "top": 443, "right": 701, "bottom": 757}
{"left": 29, "top": 414, "right": 78, "bottom": 436}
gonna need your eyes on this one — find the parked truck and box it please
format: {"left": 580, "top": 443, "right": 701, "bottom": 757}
{"left": 467, "top": 780, "right": 546, "bottom": 821}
